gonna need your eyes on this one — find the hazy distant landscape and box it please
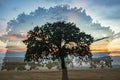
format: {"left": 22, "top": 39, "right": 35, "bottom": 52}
{"left": 0, "top": 52, "right": 120, "bottom": 69}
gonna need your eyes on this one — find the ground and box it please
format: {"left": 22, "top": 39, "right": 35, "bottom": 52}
{"left": 0, "top": 69, "right": 120, "bottom": 80}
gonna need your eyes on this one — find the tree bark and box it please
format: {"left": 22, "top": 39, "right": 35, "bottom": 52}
{"left": 60, "top": 56, "right": 68, "bottom": 80}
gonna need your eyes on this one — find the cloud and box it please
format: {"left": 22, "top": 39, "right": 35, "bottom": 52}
{"left": 5, "top": 34, "right": 26, "bottom": 39}
{"left": 7, "top": 5, "right": 114, "bottom": 39}
{"left": 84, "top": 0, "right": 120, "bottom": 34}
{"left": 114, "top": 32, "right": 120, "bottom": 39}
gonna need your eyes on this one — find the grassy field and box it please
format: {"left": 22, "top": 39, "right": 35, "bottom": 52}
{"left": 0, "top": 69, "right": 120, "bottom": 80}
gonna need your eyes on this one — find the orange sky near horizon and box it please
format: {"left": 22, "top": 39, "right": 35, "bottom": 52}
{"left": 109, "top": 52, "right": 120, "bottom": 56}
{"left": 0, "top": 36, "right": 120, "bottom": 57}
{"left": 90, "top": 39, "right": 109, "bottom": 52}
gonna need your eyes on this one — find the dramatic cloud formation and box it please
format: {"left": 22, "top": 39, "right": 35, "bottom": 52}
{"left": 0, "top": 1, "right": 119, "bottom": 65}
{"left": 7, "top": 5, "right": 114, "bottom": 39}
{"left": 86, "top": 0, "right": 120, "bottom": 34}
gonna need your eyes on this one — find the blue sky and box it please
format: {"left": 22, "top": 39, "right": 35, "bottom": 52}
{"left": 0, "top": 0, "right": 120, "bottom": 59}
{"left": 0, "top": 0, "right": 120, "bottom": 34}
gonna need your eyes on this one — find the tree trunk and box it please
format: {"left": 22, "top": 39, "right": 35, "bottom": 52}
{"left": 60, "top": 56, "right": 68, "bottom": 80}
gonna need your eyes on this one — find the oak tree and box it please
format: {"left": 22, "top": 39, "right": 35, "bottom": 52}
{"left": 23, "top": 21, "right": 94, "bottom": 80}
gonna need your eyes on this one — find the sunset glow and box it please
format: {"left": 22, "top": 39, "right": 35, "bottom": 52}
{"left": 109, "top": 52, "right": 120, "bottom": 56}
{"left": 0, "top": 0, "right": 120, "bottom": 63}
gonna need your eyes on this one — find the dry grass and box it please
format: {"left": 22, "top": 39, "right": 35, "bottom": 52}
{"left": 0, "top": 69, "right": 120, "bottom": 80}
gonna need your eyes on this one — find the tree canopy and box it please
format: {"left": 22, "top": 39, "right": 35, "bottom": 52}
{"left": 23, "top": 21, "right": 94, "bottom": 61}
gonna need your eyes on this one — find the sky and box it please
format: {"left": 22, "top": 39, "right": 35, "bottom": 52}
{"left": 0, "top": 0, "right": 120, "bottom": 61}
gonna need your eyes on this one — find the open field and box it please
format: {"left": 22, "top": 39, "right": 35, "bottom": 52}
{"left": 0, "top": 69, "right": 120, "bottom": 80}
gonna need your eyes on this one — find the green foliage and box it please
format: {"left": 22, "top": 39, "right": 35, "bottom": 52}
{"left": 23, "top": 21, "right": 94, "bottom": 61}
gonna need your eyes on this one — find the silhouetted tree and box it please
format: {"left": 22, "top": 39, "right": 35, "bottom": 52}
{"left": 23, "top": 21, "right": 94, "bottom": 80}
